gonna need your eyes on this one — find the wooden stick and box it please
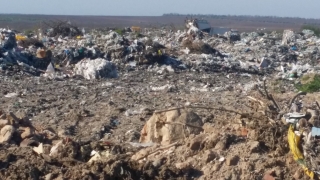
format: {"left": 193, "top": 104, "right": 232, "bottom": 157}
{"left": 269, "top": 94, "right": 281, "bottom": 111}
{"left": 164, "top": 121, "right": 204, "bottom": 130}
{"left": 247, "top": 96, "right": 265, "bottom": 106}
{"left": 288, "top": 91, "right": 307, "bottom": 109}
{"left": 316, "top": 101, "right": 320, "bottom": 110}
{"left": 263, "top": 79, "right": 281, "bottom": 112}
{"left": 263, "top": 79, "right": 270, "bottom": 99}
{"left": 136, "top": 142, "right": 179, "bottom": 161}
{"left": 154, "top": 106, "right": 243, "bottom": 115}
{"left": 257, "top": 86, "right": 266, "bottom": 97}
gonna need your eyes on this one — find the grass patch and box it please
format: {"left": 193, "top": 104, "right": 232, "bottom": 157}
{"left": 135, "top": 32, "right": 144, "bottom": 38}
{"left": 301, "top": 25, "right": 320, "bottom": 37}
{"left": 114, "top": 28, "right": 124, "bottom": 36}
{"left": 296, "top": 74, "right": 320, "bottom": 92}
{"left": 24, "top": 29, "right": 34, "bottom": 35}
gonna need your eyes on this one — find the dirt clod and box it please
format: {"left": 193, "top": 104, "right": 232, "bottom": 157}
{"left": 226, "top": 155, "right": 239, "bottom": 166}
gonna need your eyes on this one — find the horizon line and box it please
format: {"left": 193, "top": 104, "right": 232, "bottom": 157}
{"left": 0, "top": 13, "right": 318, "bottom": 19}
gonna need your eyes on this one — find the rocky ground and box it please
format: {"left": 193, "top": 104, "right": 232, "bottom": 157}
{"left": 0, "top": 64, "right": 315, "bottom": 180}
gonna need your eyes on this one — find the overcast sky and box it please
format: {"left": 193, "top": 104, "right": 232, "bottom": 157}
{"left": 0, "top": 0, "right": 319, "bottom": 18}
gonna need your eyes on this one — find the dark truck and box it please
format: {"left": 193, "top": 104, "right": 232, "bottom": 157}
{"left": 226, "top": 29, "right": 241, "bottom": 43}
{"left": 185, "top": 18, "right": 240, "bottom": 43}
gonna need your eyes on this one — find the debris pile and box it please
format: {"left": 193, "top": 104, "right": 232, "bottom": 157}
{"left": 283, "top": 92, "right": 320, "bottom": 179}
{"left": 1, "top": 24, "right": 320, "bottom": 80}
{"left": 44, "top": 20, "right": 83, "bottom": 38}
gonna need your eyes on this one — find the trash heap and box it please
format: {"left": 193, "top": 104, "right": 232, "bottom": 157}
{"left": 283, "top": 92, "right": 320, "bottom": 179}
{"left": 1, "top": 23, "right": 320, "bottom": 80}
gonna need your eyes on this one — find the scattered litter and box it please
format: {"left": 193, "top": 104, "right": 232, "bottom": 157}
{"left": 110, "top": 119, "right": 120, "bottom": 127}
{"left": 33, "top": 143, "right": 44, "bottom": 155}
{"left": 49, "top": 140, "right": 63, "bottom": 156}
{"left": 88, "top": 152, "right": 101, "bottom": 163}
{"left": 218, "top": 157, "right": 225, "bottom": 162}
{"left": 90, "top": 150, "right": 98, "bottom": 156}
{"left": 43, "top": 63, "right": 56, "bottom": 79}
{"left": 311, "top": 127, "right": 320, "bottom": 136}
{"left": 128, "top": 142, "right": 155, "bottom": 147}
{"left": 4, "top": 93, "right": 18, "bottom": 98}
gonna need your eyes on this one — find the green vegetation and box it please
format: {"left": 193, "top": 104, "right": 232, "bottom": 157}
{"left": 135, "top": 32, "right": 144, "bottom": 38}
{"left": 24, "top": 29, "right": 34, "bottom": 35}
{"left": 0, "top": 17, "right": 12, "bottom": 22}
{"left": 296, "top": 74, "right": 320, "bottom": 93}
{"left": 301, "top": 25, "right": 320, "bottom": 37}
{"left": 114, "top": 28, "right": 124, "bottom": 35}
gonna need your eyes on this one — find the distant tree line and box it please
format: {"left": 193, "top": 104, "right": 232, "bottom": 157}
{"left": 302, "top": 25, "right": 320, "bottom": 37}
{"left": 163, "top": 13, "right": 320, "bottom": 21}
{"left": 163, "top": 13, "right": 320, "bottom": 26}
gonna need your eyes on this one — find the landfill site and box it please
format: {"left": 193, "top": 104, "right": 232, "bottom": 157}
{"left": 1, "top": 15, "right": 320, "bottom": 180}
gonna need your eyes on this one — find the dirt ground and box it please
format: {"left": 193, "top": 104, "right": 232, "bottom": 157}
{"left": 0, "top": 14, "right": 310, "bottom": 32}
{"left": 0, "top": 66, "right": 317, "bottom": 180}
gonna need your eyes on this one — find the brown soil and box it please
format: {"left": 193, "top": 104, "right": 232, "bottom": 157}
{"left": 0, "top": 68, "right": 315, "bottom": 180}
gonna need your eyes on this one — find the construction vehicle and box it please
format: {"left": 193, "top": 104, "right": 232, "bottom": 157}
{"left": 185, "top": 18, "right": 211, "bottom": 34}
{"left": 225, "top": 29, "right": 241, "bottom": 43}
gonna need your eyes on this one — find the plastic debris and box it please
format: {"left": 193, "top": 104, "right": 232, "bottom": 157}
{"left": 33, "top": 143, "right": 44, "bottom": 155}
{"left": 4, "top": 93, "right": 18, "bottom": 98}
{"left": 74, "top": 58, "right": 118, "bottom": 80}
{"left": 311, "top": 127, "right": 320, "bottom": 136}
{"left": 49, "top": 140, "right": 63, "bottom": 156}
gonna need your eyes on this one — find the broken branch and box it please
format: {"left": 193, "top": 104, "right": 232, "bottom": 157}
{"left": 247, "top": 96, "right": 265, "bottom": 106}
{"left": 154, "top": 106, "right": 243, "bottom": 115}
{"left": 164, "top": 122, "right": 204, "bottom": 131}
{"left": 269, "top": 94, "right": 281, "bottom": 112}
{"left": 262, "top": 79, "right": 281, "bottom": 112}
{"left": 263, "top": 79, "right": 270, "bottom": 99}
{"left": 136, "top": 142, "right": 179, "bottom": 161}
{"left": 288, "top": 91, "right": 307, "bottom": 109}
{"left": 316, "top": 101, "right": 320, "bottom": 110}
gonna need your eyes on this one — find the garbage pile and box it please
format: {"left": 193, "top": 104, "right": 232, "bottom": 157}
{"left": 1, "top": 23, "right": 320, "bottom": 80}
{"left": 43, "top": 20, "right": 83, "bottom": 38}
{"left": 284, "top": 92, "right": 320, "bottom": 179}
